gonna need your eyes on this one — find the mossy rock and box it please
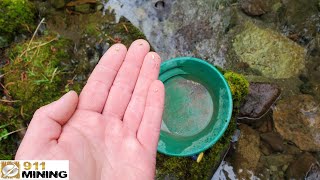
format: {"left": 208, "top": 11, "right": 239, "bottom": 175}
{"left": 3, "top": 36, "right": 81, "bottom": 120}
{"left": 224, "top": 71, "right": 249, "bottom": 107}
{"left": 0, "top": 35, "right": 82, "bottom": 159}
{"left": 84, "top": 16, "right": 146, "bottom": 47}
{"left": 156, "top": 71, "right": 249, "bottom": 179}
{"left": 233, "top": 21, "right": 305, "bottom": 79}
{"left": 0, "top": 0, "right": 35, "bottom": 47}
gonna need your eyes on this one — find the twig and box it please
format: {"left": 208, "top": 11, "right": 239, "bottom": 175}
{"left": 20, "top": 37, "right": 58, "bottom": 57}
{"left": 122, "top": 23, "right": 129, "bottom": 33}
{"left": 0, "top": 123, "right": 12, "bottom": 129}
{"left": 26, "top": 18, "right": 45, "bottom": 52}
{"left": 108, "top": 36, "right": 118, "bottom": 43}
{"left": 20, "top": 106, "right": 25, "bottom": 119}
{"left": 0, "top": 82, "right": 9, "bottom": 92}
{"left": 0, "top": 128, "right": 26, "bottom": 140}
{"left": 0, "top": 99, "right": 20, "bottom": 103}
{"left": 50, "top": 68, "right": 59, "bottom": 83}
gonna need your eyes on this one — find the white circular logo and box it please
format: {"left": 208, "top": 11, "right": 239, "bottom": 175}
{"left": 2, "top": 164, "right": 19, "bottom": 178}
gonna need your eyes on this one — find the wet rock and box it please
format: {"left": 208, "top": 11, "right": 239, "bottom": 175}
{"left": 286, "top": 152, "right": 318, "bottom": 180}
{"left": 306, "top": 163, "right": 320, "bottom": 180}
{"left": 50, "top": 0, "right": 65, "bottom": 9}
{"left": 233, "top": 124, "right": 261, "bottom": 178}
{"left": 316, "top": 65, "right": 320, "bottom": 72}
{"left": 273, "top": 95, "right": 320, "bottom": 151}
{"left": 258, "top": 154, "right": 294, "bottom": 180}
{"left": 0, "top": 36, "right": 9, "bottom": 48}
{"left": 66, "top": 0, "right": 100, "bottom": 13}
{"left": 240, "top": 0, "right": 267, "bottom": 16}
{"left": 75, "top": 4, "right": 91, "bottom": 13}
{"left": 260, "top": 141, "right": 273, "bottom": 156}
{"left": 260, "top": 154, "right": 294, "bottom": 169}
{"left": 233, "top": 21, "right": 306, "bottom": 79}
{"left": 284, "top": 144, "right": 302, "bottom": 155}
{"left": 260, "top": 132, "right": 284, "bottom": 152}
{"left": 95, "top": 4, "right": 103, "bottom": 11}
{"left": 256, "top": 113, "right": 274, "bottom": 133}
{"left": 281, "top": 0, "right": 320, "bottom": 44}
{"left": 239, "top": 83, "right": 281, "bottom": 119}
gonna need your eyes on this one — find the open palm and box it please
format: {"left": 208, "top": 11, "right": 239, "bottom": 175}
{"left": 15, "top": 40, "right": 165, "bottom": 180}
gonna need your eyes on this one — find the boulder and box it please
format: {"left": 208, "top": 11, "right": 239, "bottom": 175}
{"left": 260, "top": 132, "right": 284, "bottom": 152}
{"left": 286, "top": 152, "right": 318, "bottom": 180}
{"left": 273, "top": 95, "right": 320, "bottom": 151}
{"left": 233, "top": 124, "right": 261, "bottom": 178}
{"left": 306, "top": 163, "right": 320, "bottom": 180}
{"left": 281, "top": 0, "right": 320, "bottom": 44}
{"left": 239, "top": 83, "right": 280, "bottom": 119}
{"left": 239, "top": 0, "right": 267, "bottom": 16}
{"left": 233, "top": 22, "right": 305, "bottom": 79}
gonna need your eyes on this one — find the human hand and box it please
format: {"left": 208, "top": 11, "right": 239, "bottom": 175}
{"left": 15, "top": 39, "right": 165, "bottom": 180}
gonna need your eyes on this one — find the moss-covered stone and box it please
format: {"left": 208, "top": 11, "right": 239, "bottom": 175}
{"left": 233, "top": 21, "right": 305, "bottom": 79}
{"left": 3, "top": 36, "right": 79, "bottom": 120}
{"left": 0, "top": 35, "right": 82, "bottom": 159}
{"left": 156, "top": 70, "right": 249, "bottom": 179}
{"left": 0, "top": 104, "right": 21, "bottom": 159}
{"left": 102, "top": 17, "right": 146, "bottom": 47}
{"left": 0, "top": 0, "right": 35, "bottom": 47}
{"left": 224, "top": 71, "right": 249, "bottom": 107}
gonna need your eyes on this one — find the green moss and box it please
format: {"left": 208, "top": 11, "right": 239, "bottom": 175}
{"left": 82, "top": 15, "right": 146, "bottom": 47}
{"left": 85, "top": 23, "right": 100, "bottom": 37}
{"left": 0, "top": 104, "right": 18, "bottom": 126}
{"left": 0, "top": 135, "right": 20, "bottom": 159}
{"left": 156, "top": 70, "right": 249, "bottom": 179}
{"left": 224, "top": 71, "right": 249, "bottom": 107}
{"left": 0, "top": 35, "right": 80, "bottom": 159}
{"left": 0, "top": 0, "right": 35, "bottom": 47}
{"left": 105, "top": 17, "right": 146, "bottom": 47}
{"left": 0, "top": 104, "right": 21, "bottom": 159}
{"left": 3, "top": 36, "right": 78, "bottom": 120}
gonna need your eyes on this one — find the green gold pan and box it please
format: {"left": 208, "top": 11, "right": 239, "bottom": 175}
{"left": 157, "top": 57, "right": 233, "bottom": 156}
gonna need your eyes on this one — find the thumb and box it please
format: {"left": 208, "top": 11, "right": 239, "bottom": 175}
{"left": 16, "top": 91, "right": 78, "bottom": 159}
{"left": 41, "top": 90, "right": 79, "bottom": 125}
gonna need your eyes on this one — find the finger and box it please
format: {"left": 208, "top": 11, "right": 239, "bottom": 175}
{"left": 78, "top": 44, "right": 127, "bottom": 113}
{"left": 16, "top": 91, "right": 78, "bottom": 158}
{"left": 103, "top": 39, "right": 150, "bottom": 119}
{"left": 137, "top": 80, "right": 165, "bottom": 153}
{"left": 123, "top": 52, "right": 161, "bottom": 133}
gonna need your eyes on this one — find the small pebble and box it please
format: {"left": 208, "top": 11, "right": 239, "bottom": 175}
{"left": 191, "top": 155, "right": 198, "bottom": 161}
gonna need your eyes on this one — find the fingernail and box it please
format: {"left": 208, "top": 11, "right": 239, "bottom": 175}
{"left": 115, "top": 46, "right": 120, "bottom": 51}
{"left": 151, "top": 54, "right": 155, "bottom": 60}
